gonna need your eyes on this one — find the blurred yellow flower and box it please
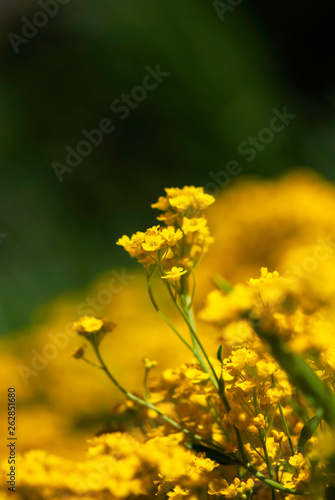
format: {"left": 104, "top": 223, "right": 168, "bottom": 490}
{"left": 73, "top": 316, "right": 104, "bottom": 333}
{"left": 161, "top": 267, "right": 188, "bottom": 281}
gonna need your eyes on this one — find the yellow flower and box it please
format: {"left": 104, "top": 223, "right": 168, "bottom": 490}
{"left": 161, "top": 186, "right": 215, "bottom": 213}
{"left": 193, "top": 192, "right": 215, "bottom": 210}
{"left": 160, "top": 226, "right": 183, "bottom": 246}
{"left": 72, "top": 316, "right": 116, "bottom": 345}
{"left": 271, "top": 430, "right": 286, "bottom": 443}
{"left": 167, "top": 485, "right": 190, "bottom": 498}
{"left": 142, "top": 357, "right": 158, "bottom": 369}
{"left": 199, "top": 286, "right": 255, "bottom": 326}
{"left": 116, "top": 232, "right": 145, "bottom": 258}
{"left": 288, "top": 453, "right": 312, "bottom": 487}
{"left": 209, "top": 477, "right": 254, "bottom": 497}
{"left": 182, "top": 217, "right": 207, "bottom": 234}
{"left": 145, "top": 225, "right": 161, "bottom": 236}
{"left": 142, "top": 234, "right": 165, "bottom": 252}
{"left": 169, "top": 194, "right": 195, "bottom": 212}
{"left": 248, "top": 266, "right": 280, "bottom": 285}
{"left": 157, "top": 210, "right": 178, "bottom": 224}
{"left": 184, "top": 367, "right": 210, "bottom": 383}
{"left": 252, "top": 413, "right": 265, "bottom": 429}
{"left": 256, "top": 358, "right": 278, "bottom": 377}
{"left": 151, "top": 196, "right": 169, "bottom": 211}
{"left": 73, "top": 316, "right": 104, "bottom": 333}
{"left": 161, "top": 267, "right": 188, "bottom": 281}
{"left": 289, "top": 453, "right": 308, "bottom": 469}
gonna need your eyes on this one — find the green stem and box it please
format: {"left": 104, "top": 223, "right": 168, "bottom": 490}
{"left": 180, "top": 292, "right": 218, "bottom": 387}
{"left": 93, "top": 344, "right": 227, "bottom": 452}
{"left": 81, "top": 357, "right": 104, "bottom": 370}
{"left": 258, "top": 429, "right": 274, "bottom": 481}
{"left": 92, "top": 343, "right": 310, "bottom": 497}
{"left": 243, "top": 462, "right": 310, "bottom": 496}
{"left": 178, "top": 291, "right": 250, "bottom": 464}
{"left": 179, "top": 277, "right": 252, "bottom": 466}
{"left": 146, "top": 279, "right": 193, "bottom": 352}
{"left": 271, "top": 375, "right": 294, "bottom": 455}
{"left": 143, "top": 368, "right": 149, "bottom": 403}
{"left": 278, "top": 402, "right": 294, "bottom": 455}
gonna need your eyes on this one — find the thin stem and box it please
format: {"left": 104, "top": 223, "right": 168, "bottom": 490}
{"left": 278, "top": 402, "right": 294, "bottom": 455}
{"left": 178, "top": 292, "right": 219, "bottom": 388}
{"left": 244, "top": 433, "right": 266, "bottom": 462}
{"left": 143, "top": 368, "right": 149, "bottom": 403}
{"left": 189, "top": 268, "right": 196, "bottom": 307}
{"left": 146, "top": 277, "right": 193, "bottom": 352}
{"left": 93, "top": 343, "right": 227, "bottom": 452}
{"left": 157, "top": 268, "right": 218, "bottom": 388}
{"left": 91, "top": 343, "right": 310, "bottom": 496}
{"left": 81, "top": 357, "right": 104, "bottom": 370}
{"left": 242, "top": 462, "right": 311, "bottom": 496}
{"left": 178, "top": 291, "right": 251, "bottom": 464}
{"left": 271, "top": 375, "right": 294, "bottom": 455}
{"left": 182, "top": 297, "right": 217, "bottom": 384}
{"left": 258, "top": 429, "right": 274, "bottom": 481}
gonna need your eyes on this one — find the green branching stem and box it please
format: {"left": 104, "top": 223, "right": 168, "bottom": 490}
{"left": 93, "top": 343, "right": 227, "bottom": 453}
{"left": 92, "top": 342, "right": 310, "bottom": 496}
{"left": 146, "top": 274, "right": 193, "bottom": 352}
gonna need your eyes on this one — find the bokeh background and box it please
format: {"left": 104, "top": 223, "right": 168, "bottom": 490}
{"left": 1, "top": 0, "right": 335, "bottom": 332}
{"left": 2, "top": 1, "right": 335, "bottom": 471}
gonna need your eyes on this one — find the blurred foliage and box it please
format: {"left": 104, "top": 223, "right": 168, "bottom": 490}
{"left": 0, "top": 0, "right": 334, "bottom": 331}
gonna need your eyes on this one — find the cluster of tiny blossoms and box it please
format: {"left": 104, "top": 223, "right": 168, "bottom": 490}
{"left": 4, "top": 184, "right": 335, "bottom": 500}
{"left": 117, "top": 186, "right": 215, "bottom": 278}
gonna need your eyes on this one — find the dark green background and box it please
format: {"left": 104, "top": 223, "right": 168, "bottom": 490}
{"left": 1, "top": 0, "right": 335, "bottom": 332}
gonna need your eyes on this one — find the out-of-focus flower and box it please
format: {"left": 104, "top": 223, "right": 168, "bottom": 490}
{"left": 161, "top": 267, "right": 188, "bottom": 281}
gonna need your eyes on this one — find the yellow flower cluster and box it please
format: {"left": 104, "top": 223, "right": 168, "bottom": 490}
{"left": 4, "top": 175, "right": 335, "bottom": 499}
{"left": 117, "top": 186, "right": 215, "bottom": 274}
{"left": 1, "top": 432, "right": 223, "bottom": 499}
{"left": 200, "top": 265, "right": 335, "bottom": 364}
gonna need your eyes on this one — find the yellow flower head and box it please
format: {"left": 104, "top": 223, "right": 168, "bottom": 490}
{"left": 73, "top": 316, "right": 116, "bottom": 345}
{"left": 116, "top": 232, "right": 145, "bottom": 258}
{"left": 169, "top": 194, "right": 195, "bottom": 212}
{"left": 73, "top": 316, "right": 104, "bottom": 333}
{"left": 142, "top": 357, "right": 158, "bottom": 370}
{"left": 161, "top": 266, "right": 188, "bottom": 281}
{"left": 151, "top": 196, "right": 169, "bottom": 211}
{"left": 160, "top": 226, "right": 183, "bottom": 246}
{"left": 182, "top": 217, "right": 207, "bottom": 234}
{"left": 151, "top": 186, "right": 215, "bottom": 215}
{"left": 142, "top": 234, "right": 165, "bottom": 252}
{"left": 145, "top": 225, "right": 161, "bottom": 236}
{"left": 117, "top": 186, "right": 215, "bottom": 271}
{"left": 199, "top": 285, "right": 255, "bottom": 326}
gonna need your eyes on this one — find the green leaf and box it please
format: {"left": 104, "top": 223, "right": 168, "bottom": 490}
{"left": 218, "top": 376, "right": 225, "bottom": 393}
{"left": 298, "top": 409, "right": 323, "bottom": 454}
{"left": 191, "top": 443, "right": 240, "bottom": 466}
{"left": 217, "top": 345, "right": 223, "bottom": 363}
{"left": 213, "top": 275, "right": 233, "bottom": 294}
